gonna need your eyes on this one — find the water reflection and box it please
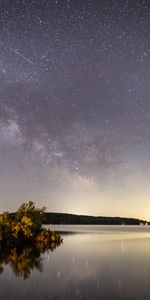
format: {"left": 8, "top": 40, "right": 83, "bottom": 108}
{"left": 0, "top": 240, "right": 62, "bottom": 279}
{"left": 1, "top": 226, "right": 150, "bottom": 300}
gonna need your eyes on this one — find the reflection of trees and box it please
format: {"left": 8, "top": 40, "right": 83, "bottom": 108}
{"left": 0, "top": 201, "right": 63, "bottom": 279}
{"left": 0, "top": 240, "right": 62, "bottom": 279}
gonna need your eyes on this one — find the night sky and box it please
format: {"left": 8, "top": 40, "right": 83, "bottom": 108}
{"left": 0, "top": 0, "right": 150, "bottom": 219}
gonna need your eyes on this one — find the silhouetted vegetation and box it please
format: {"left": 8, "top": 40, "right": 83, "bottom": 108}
{"left": 43, "top": 212, "right": 148, "bottom": 225}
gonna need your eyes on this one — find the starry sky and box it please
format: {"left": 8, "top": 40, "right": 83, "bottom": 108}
{"left": 0, "top": 0, "right": 150, "bottom": 220}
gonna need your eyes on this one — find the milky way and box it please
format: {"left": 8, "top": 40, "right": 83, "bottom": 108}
{"left": 0, "top": 0, "right": 150, "bottom": 219}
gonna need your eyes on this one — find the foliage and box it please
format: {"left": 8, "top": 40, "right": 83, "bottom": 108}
{"left": 0, "top": 201, "right": 62, "bottom": 246}
{"left": 0, "top": 202, "right": 62, "bottom": 279}
{"left": 16, "top": 201, "right": 46, "bottom": 234}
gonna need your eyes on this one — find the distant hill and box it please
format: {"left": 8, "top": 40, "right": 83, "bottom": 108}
{"left": 43, "top": 212, "right": 149, "bottom": 225}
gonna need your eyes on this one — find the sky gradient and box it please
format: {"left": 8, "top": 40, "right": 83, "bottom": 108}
{"left": 0, "top": 0, "right": 150, "bottom": 220}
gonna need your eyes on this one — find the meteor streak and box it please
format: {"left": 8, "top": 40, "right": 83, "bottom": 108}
{"left": 10, "top": 48, "right": 34, "bottom": 65}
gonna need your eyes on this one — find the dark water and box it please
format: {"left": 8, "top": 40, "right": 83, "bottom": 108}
{"left": 1, "top": 225, "right": 150, "bottom": 300}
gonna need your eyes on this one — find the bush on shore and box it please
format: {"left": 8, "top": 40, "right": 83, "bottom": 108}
{"left": 0, "top": 201, "right": 62, "bottom": 246}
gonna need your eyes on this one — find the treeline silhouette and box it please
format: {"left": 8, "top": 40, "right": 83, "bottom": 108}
{"left": 43, "top": 212, "right": 148, "bottom": 225}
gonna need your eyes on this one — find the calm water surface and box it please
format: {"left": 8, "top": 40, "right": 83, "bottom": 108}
{"left": 1, "top": 225, "right": 150, "bottom": 300}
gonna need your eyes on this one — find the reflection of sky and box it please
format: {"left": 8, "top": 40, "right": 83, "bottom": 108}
{"left": 1, "top": 227, "right": 150, "bottom": 300}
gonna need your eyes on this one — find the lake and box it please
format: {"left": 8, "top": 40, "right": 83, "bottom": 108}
{"left": 1, "top": 225, "right": 150, "bottom": 300}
